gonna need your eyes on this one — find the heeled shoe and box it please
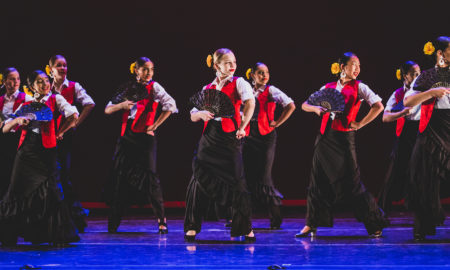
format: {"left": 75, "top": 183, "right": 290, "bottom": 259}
{"left": 370, "top": 231, "right": 382, "bottom": 238}
{"left": 184, "top": 231, "right": 196, "bottom": 242}
{"left": 224, "top": 220, "right": 232, "bottom": 228}
{"left": 244, "top": 231, "right": 256, "bottom": 242}
{"left": 158, "top": 222, "right": 168, "bottom": 234}
{"left": 295, "top": 227, "right": 317, "bottom": 238}
{"left": 414, "top": 233, "right": 426, "bottom": 241}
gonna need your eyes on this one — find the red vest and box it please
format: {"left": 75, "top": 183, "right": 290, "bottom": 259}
{"left": 418, "top": 98, "right": 436, "bottom": 133}
{"left": 204, "top": 77, "right": 242, "bottom": 133}
{"left": 394, "top": 87, "right": 406, "bottom": 137}
{"left": 55, "top": 81, "right": 76, "bottom": 130}
{"left": 320, "top": 80, "right": 362, "bottom": 134}
{"left": 18, "top": 95, "right": 57, "bottom": 149}
{"left": 246, "top": 85, "right": 276, "bottom": 135}
{"left": 121, "top": 81, "right": 158, "bottom": 136}
{"left": 0, "top": 92, "right": 27, "bottom": 112}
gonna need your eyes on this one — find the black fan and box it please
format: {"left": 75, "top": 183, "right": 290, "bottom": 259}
{"left": 189, "top": 89, "right": 235, "bottom": 118}
{"left": 10, "top": 102, "right": 53, "bottom": 121}
{"left": 307, "top": 88, "right": 345, "bottom": 113}
{"left": 413, "top": 67, "right": 450, "bottom": 92}
{"left": 391, "top": 100, "right": 404, "bottom": 112}
{"left": 240, "top": 98, "right": 260, "bottom": 120}
{"left": 111, "top": 81, "right": 149, "bottom": 104}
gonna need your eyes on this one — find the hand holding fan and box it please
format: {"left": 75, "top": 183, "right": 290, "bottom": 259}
{"left": 307, "top": 88, "right": 345, "bottom": 113}
{"left": 111, "top": 81, "right": 149, "bottom": 104}
{"left": 189, "top": 89, "right": 235, "bottom": 118}
{"left": 10, "top": 102, "right": 53, "bottom": 121}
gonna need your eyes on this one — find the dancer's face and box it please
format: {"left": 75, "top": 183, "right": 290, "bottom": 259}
{"left": 136, "top": 61, "right": 154, "bottom": 84}
{"left": 437, "top": 44, "right": 450, "bottom": 67}
{"left": 341, "top": 56, "right": 360, "bottom": 80}
{"left": 33, "top": 74, "right": 51, "bottom": 95}
{"left": 252, "top": 64, "right": 270, "bottom": 87}
{"left": 215, "top": 53, "right": 237, "bottom": 77}
{"left": 404, "top": 65, "right": 420, "bottom": 88}
{"left": 51, "top": 57, "right": 68, "bottom": 80}
{"left": 4, "top": 71, "right": 20, "bottom": 93}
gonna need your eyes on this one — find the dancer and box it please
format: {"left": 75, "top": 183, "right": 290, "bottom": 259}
{"left": 0, "top": 68, "right": 32, "bottom": 198}
{"left": 404, "top": 36, "right": 450, "bottom": 240}
{"left": 47, "top": 55, "right": 95, "bottom": 232}
{"left": 296, "top": 52, "right": 388, "bottom": 238}
{"left": 378, "top": 61, "right": 421, "bottom": 214}
{"left": 243, "top": 63, "right": 295, "bottom": 229}
{"left": 104, "top": 57, "right": 177, "bottom": 234}
{"left": 184, "top": 48, "right": 256, "bottom": 241}
{"left": 0, "top": 70, "right": 79, "bottom": 246}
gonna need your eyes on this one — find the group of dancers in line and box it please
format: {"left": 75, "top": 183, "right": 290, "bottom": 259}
{"left": 0, "top": 35, "right": 448, "bottom": 246}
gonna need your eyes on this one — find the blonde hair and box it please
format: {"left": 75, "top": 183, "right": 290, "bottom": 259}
{"left": 211, "top": 48, "right": 234, "bottom": 69}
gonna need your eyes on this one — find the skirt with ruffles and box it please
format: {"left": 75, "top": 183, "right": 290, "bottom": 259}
{"left": 378, "top": 120, "right": 419, "bottom": 213}
{"left": 184, "top": 120, "right": 252, "bottom": 236}
{"left": 103, "top": 120, "right": 165, "bottom": 220}
{"left": 0, "top": 132, "right": 79, "bottom": 245}
{"left": 243, "top": 121, "right": 283, "bottom": 226}
{"left": 0, "top": 131, "right": 20, "bottom": 199}
{"left": 408, "top": 109, "right": 449, "bottom": 236}
{"left": 305, "top": 125, "right": 389, "bottom": 234}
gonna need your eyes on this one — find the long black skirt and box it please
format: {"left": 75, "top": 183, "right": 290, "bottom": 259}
{"left": 103, "top": 121, "right": 165, "bottom": 220}
{"left": 0, "top": 132, "right": 20, "bottom": 199}
{"left": 378, "top": 120, "right": 419, "bottom": 213}
{"left": 243, "top": 121, "right": 283, "bottom": 226}
{"left": 0, "top": 132, "right": 79, "bottom": 244}
{"left": 408, "top": 109, "right": 450, "bottom": 236}
{"left": 56, "top": 129, "right": 88, "bottom": 232}
{"left": 305, "top": 127, "right": 389, "bottom": 234}
{"left": 184, "top": 121, "right": 252, "bottom": 236}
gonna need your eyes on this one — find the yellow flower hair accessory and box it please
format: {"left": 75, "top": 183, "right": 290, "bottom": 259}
{"left": 206, "top": 54, "right": 213, "bottom": 68}
{"left": 423, "top": 41, "right": 435, "bottom": 55}
{"left": 245, "top": 68, "right": 252, "bottom": 80}
{"left": 45, "top": 65, "right": 52, "bottom": 76}
{"left": 396, "top": 69, "right": 402, "bottom": 80}
{"left": 0, "top": 73, "right": 3, "bottom": 85}
{"left": 130, "top": 62, "right": 136, "bottom": 74}
{"left": 23, "top": 85, "right": 33, "bottom": 97}
{"left": 331, "top": 62, "right": 340, "bottom": 75}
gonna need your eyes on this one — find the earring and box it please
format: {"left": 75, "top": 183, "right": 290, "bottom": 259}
{"left": 439, "top": 56, "right": 445, "bottom": 67}
{"left": 251, "top": 80, "right": 255, "bottom": 86}
{"left": 340, "top": 70, "right": 346, "bottom": 79}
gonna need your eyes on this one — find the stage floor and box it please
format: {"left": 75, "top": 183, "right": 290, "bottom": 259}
{"left": 1, "top": 212, "right": 450, "bottom": 269}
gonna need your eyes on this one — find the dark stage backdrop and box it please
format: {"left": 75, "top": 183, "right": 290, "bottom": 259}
{"left": 1, "top": 1, "right": 447, "bottom": 203}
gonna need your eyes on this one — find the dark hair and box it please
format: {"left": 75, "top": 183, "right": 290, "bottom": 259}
{"left": 135, "top": 57, "right": 152, "bottom": 69}
{"left": 399, "top": 61, "right": 418, "bottom": 77}
{"left": 2, "top": 67, "right": 19, "bottom": 80}
{"left": 338, "top": 52, "right": 358, "bottom": 67}
{"left": 434, "top": 36, "right": 450, "bottom": 55}
{"left": 49, "top": 55, "right": 66, "bottom": 67}
{"left": 252, "top": 62, "right": 266, "bottom": 71}
{"left": 27, "top": 70, "right": 47, "bottom": 89}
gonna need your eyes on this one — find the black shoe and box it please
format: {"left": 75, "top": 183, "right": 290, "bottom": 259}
{"left": 158, "top": 222, "right": 168, "bottom": 234}
{"left": 414, "top": 233, "right": 426, "bottom": 241}
{"left": 108, "top": 220, "right": 119, "bottom": 233}
{"left": 184, "top": 233, "right": 196, "bottom": 242}
{"left": 295, "top": 227, "right": 317, "bottom": 238}
{"left": 244, "top": 235, "right": 256, "bottom": 243}
{"left": 270, "top": 225, "right": 281, "bottom": 230}
{"left": 225, "top": 220, "right": 232, "bottom": 228}
{"left": 370, "top": 231, "right": 383, "bottom": 238}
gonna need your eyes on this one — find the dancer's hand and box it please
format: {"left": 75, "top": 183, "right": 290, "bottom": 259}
{"left": 269, "top": 120, "right": 278, "bottom": 128}
{"left": 146, "top": 124, "right": 157, "bottom": 136}
{"left": 400, "top": 107, "right": 412, "bottom": 116}
{"left": 197, "top": 111, "right": 215, "bottom": 122}
{"left": 429, "top": 87, "right": 450, "bottom": 98}
{"left": 236, "top": 127, "right": 246, "bottom": 139}
{"left": 313, "top": 106, "right": 327, "bottom": 116}
{"left": 349, "top": 121, "right": 362, "bottom": 131}
{"left": 120, "top": 100, "right": 135, "bottom": 111}
{"left": 15, "top": 117, "right": 30, "bottom": 126}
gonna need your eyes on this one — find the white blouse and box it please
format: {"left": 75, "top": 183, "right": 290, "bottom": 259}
{"left": 254, "top": 85, "right": 293, "bottom": 107}
{"left": 2, "top": 90, "right": 33, "bottom": 115}
{"left": 52, "top": 78, "right": 95, "bottom": 107}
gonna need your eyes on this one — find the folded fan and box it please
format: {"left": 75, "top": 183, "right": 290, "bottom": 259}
{"left": 111, "top": 81, "right": 149, "bottom": 104}
{"left": 189, "top": 89, "right": 235, "bottom": 118}
{"left": 10, "top": 102, "right": 53, "bottom": 121}
{"left": 307, "top": 88, "right": 345, "bottom": 113}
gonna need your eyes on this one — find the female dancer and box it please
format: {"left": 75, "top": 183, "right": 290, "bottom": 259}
{"left": 404, "top": 36, "right": 450, "bottom": 240}
{"left": 0, "top": 70, "right": 79, "bottom": 246}
{"left": 47, "top": 55, "right": 95, "bottom": 232}
{"left": 297, "top": 52, "right": 388, "bottom": 238}
{"left": 104, "top": 57, "right": 177, "bottom": 234}
{"left": 244, "top": 62, "right": 295, "bottom": 229}
{"left": 184, "top": 48, "right": 256, "bottom": 241}
{"left": 378, "top": 61, "right": 421, "bottom": 214}
{"left": 0, "top": 68, "right": 32, "bottom": 198}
